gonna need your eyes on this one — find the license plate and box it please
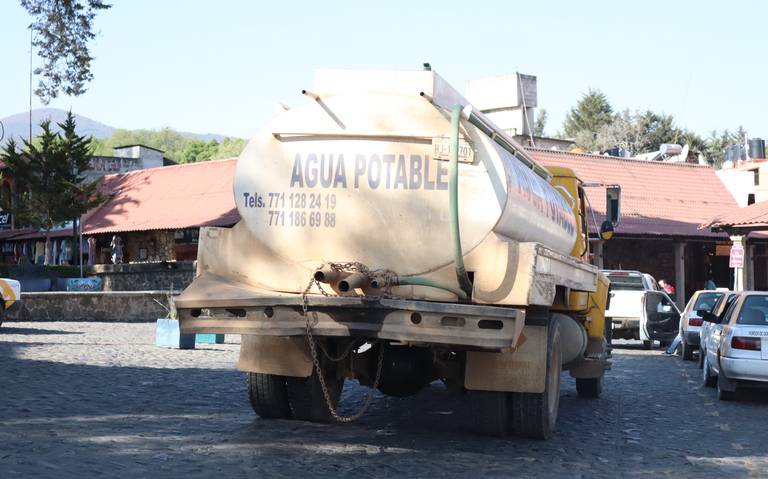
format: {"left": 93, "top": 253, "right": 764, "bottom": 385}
{"left": 763, "top": 338, "right": 768, "bottom": 360}
{"left": 432, "top": 137, "right": 475, "bottom": 163}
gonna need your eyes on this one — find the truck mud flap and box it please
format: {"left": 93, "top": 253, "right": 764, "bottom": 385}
{"left": 464, "top": 325, "right": 547, "bottom": 393}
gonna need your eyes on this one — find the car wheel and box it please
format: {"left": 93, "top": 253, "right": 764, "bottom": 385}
{"left": 702, "top": 354, "right": 716, "bottom": 388}
{"left": 717, "top": 379, "right": 735, "bottom": 401}
{"left": 716, "top": 368, "right": 736, "bottom": 400}
{"left": 682, "top": 341, "right": 694, "bottom": 361}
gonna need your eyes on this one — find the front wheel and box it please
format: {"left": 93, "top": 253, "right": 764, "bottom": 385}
{"left": 576, "top": 377, "right": 603, "bottom": 398}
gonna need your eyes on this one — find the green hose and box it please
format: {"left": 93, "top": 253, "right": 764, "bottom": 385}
{"left": 449, "top": 105, "right": 473, "bottom": 300}
{"left": 396, "top": 276, "right": 468, "bottom": 301}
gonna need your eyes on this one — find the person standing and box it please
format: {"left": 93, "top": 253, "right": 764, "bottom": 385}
{"left": 658, "top": 279, "right": 675, "bottom": 296}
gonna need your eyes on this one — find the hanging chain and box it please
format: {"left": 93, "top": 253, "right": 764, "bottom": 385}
{"left": 301, "top": 266, "right": 385, "bottom": 423}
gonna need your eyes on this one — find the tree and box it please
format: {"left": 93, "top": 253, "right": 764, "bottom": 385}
{"left": 563, "top": 89, "right": 614, "bottom": 143}
{"left": 89, "top": 128, "right": 247, "bottom": 163}
{"left": 592, "top": 109, "right": 684, "bottom": 155}
{"left": 0, "top": 112, "right": 104, "bottom": 264}
{"left": 21, "top": 0, "right": 112, "bottom": 103}
{"left": 533, "top": 109, "right": 547, "bottom": 137}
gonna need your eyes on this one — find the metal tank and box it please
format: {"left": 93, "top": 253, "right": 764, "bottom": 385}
{"left": 233, "top": 70, "right": 577, "bottom": 280}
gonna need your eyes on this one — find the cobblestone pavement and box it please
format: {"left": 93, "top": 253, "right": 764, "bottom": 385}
{"left": 1, "top": 322, "right": 767, "bottom": 478}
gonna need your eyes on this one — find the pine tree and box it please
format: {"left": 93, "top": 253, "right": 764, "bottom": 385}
{"left": 0, "top": 112, "right": 104, "bottom": 264}
{"left": 563, "top": 89, "right": 614, "bottom": 148}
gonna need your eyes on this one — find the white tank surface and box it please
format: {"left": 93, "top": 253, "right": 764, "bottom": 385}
{"left": 234, "top": 70, "right": 577, "bottom": 277}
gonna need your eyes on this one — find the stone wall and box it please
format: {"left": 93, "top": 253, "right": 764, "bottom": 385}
{"left": 90, "top": 261, "right": 195, "bottom": 291}
{"left": 6, "top": 291, "right": 174, "bottom": 322}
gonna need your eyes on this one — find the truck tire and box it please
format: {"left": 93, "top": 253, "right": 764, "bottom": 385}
{"left": 468, "top": 390, "right": 510, "bottom": 437}
{"left": 681, "top": 340, "right": 694, "bottom": 361}
{"left": 247, "top": 372, "right": 292, "bottom": 419}
{"left": 576, "top": 377, "right": 602, "bottom": 398}
{"left": 286, "top": 364, "right": 344, "bottom": 422}
{"left": 511, "top": 320, "right": 561, "bottom": 439}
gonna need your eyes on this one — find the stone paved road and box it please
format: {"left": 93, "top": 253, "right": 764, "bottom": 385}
{"left": 1, "top": 322, "right": 767, "bottom": 478}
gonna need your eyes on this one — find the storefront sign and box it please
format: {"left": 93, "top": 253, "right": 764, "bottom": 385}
{"left": 729, "top": 244, "right": 744, "bottom": 268}
{"left": 0, "top": 210, "right": 11, "bottom": 227}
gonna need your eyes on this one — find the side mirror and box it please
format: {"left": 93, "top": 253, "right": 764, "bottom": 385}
{"left": 600, "top": 220, "right": 614, "bottom": 241}
{"left": 698, "top": 310, "right": 718, "bottom": 323}
{"left": 606, "top": 186, "right": 621, "bottom": 226}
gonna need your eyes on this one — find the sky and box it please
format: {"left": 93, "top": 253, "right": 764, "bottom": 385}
{"left": 1, "top": 0, "right": 766, "bottom": 140}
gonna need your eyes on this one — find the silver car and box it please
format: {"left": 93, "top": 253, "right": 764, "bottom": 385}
{"left": 678, "top": 290, "right": 728, "bottom": 361}
{"left": 701, "top": 291, "right": 768, "bottom": 400}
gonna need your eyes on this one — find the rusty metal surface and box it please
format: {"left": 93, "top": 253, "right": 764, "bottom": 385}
{"left": 238, "top": 335, "right": 313, "bottom": 377}
{"left": 180, "top": 303, "right": 524, "bottom": 350}
{"left": 464, "top": 325, "right": 548, "bottom": 393}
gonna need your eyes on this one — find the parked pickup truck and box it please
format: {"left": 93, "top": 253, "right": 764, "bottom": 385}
{"left": 602, "top": 270, "right": 667, "bottom": 348}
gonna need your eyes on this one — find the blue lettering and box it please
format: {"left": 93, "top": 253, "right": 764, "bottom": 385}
{"left": 382, "top": 154, "right": 396, "bottom": 189}
{"left": 368, "top": 154, "right": 381, "bottom": 189}
{"left": 320, "top": 154, "right": 333, "bottom": 188}
{"left": 354, "top": 154, "right": 366, "bottom": 188}
{"left": 305, "top": 154, "right": 318, "bottom": 188}
{"left": 423, "top": 156, "right": 435, "bottom": 190}
{"left": 290, "top": 155, "right": 303, "bottom": 187}
{"left": 394, "top": 155, "right": 408, "bottom": 189}
{"left": 333, "top": 155, "right": 347, "bottom": 188}
{"left": 409, "top": 155, "right": 423, "bottom": 189}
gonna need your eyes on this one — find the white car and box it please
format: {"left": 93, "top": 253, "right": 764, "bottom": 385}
{"left": 0, "top": 277, "right": 21, "bottom": 328}
{"left": 701, "top": 291, "right": 768, "bottom": 400}
{"left": 678, "top": 290, "right": 729, "bottom": 361}
{"left": 602, "top": 270, "right": 662, "bottom": 347}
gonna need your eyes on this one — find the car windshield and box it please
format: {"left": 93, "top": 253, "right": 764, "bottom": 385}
{"left": 693, "top": 293, "right": 723, "bottom": 314}
{"left": 737, "top": 296, "right": 768, "bottom": 325}
{"left": 607, "top": 274, "right": 644, "bottom": 291}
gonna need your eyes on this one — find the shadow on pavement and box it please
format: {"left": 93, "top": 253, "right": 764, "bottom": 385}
{"left": 1, "top": 338, "right": 767, "bottom": 478}
{"left": 0, "top": 326, "right": 84, "bottom": 335}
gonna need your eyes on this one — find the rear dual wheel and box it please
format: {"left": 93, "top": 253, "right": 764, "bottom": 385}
{"left": 247, "top": 373, "right": 292, "bottom": 419}
{"left": 469, "top": 319, "right": 562, "bottom": 439}
{"left": 247, "top": 361, "right": 345, "bottom": 422}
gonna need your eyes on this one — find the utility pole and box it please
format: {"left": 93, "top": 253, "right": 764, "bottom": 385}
{"left": 29, "top": 28, "right": 33, "bottom": 143}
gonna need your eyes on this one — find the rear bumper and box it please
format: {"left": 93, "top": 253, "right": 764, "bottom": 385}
{"left": 177, "top": 294, "right": 526, "bottom": 350}
{"left": 610, "top": 317, "right": 639, "bottom": 330}
{"left": 721, "top": 356, "right": 768, "bottom": 383}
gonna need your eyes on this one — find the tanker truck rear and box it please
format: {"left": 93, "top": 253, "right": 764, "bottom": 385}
{"left": 175, "top": 69, "right": 615, "bottom": 439}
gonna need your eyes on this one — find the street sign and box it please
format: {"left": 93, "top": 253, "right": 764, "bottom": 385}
{"left": 729, "top": 244, "right": 744, "bottom": 268}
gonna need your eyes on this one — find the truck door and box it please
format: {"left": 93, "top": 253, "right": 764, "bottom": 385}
{"left": 640, "top": 291, "right": 681, "bottom": 342}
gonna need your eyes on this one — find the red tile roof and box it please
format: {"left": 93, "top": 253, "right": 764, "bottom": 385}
{"left": 84, "top": 158, "right": 239, "bottom": 235}
{"left": 527, "top": 148, "right": 738, "bottom": 238}
{"left": 702, "top": 200, "right": 768, "bottom": 231}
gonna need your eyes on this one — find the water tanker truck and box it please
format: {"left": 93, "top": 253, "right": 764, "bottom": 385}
{"left": 175, "top": 69, "right": 616, "bottom": 439}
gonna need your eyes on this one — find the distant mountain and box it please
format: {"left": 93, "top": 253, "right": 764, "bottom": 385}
{"left": 0, "top": 108, "right": 231, "bottom": 144}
